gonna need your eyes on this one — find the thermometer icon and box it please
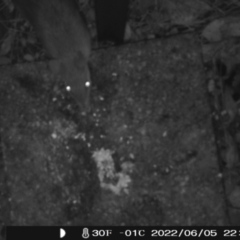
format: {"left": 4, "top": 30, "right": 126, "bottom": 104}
{"left": 82, "top": 228, "right": 90, "bottom": 239}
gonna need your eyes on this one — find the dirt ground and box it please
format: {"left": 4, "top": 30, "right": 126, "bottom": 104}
{"left": 0, "top": 33, "right": 233, "bottom": 227}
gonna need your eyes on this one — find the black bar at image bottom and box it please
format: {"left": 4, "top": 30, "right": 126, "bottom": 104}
{"left": 4, "top": 226, "right": 240, "bottom": 239}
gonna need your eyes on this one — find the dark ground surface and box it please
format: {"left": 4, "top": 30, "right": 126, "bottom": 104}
{"left": 0, "top": 34, "right": 231, "bottom": 227}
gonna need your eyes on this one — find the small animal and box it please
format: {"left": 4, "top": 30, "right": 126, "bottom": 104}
{"left": 12, "top": 0, "right": 91, "bottom": 110}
